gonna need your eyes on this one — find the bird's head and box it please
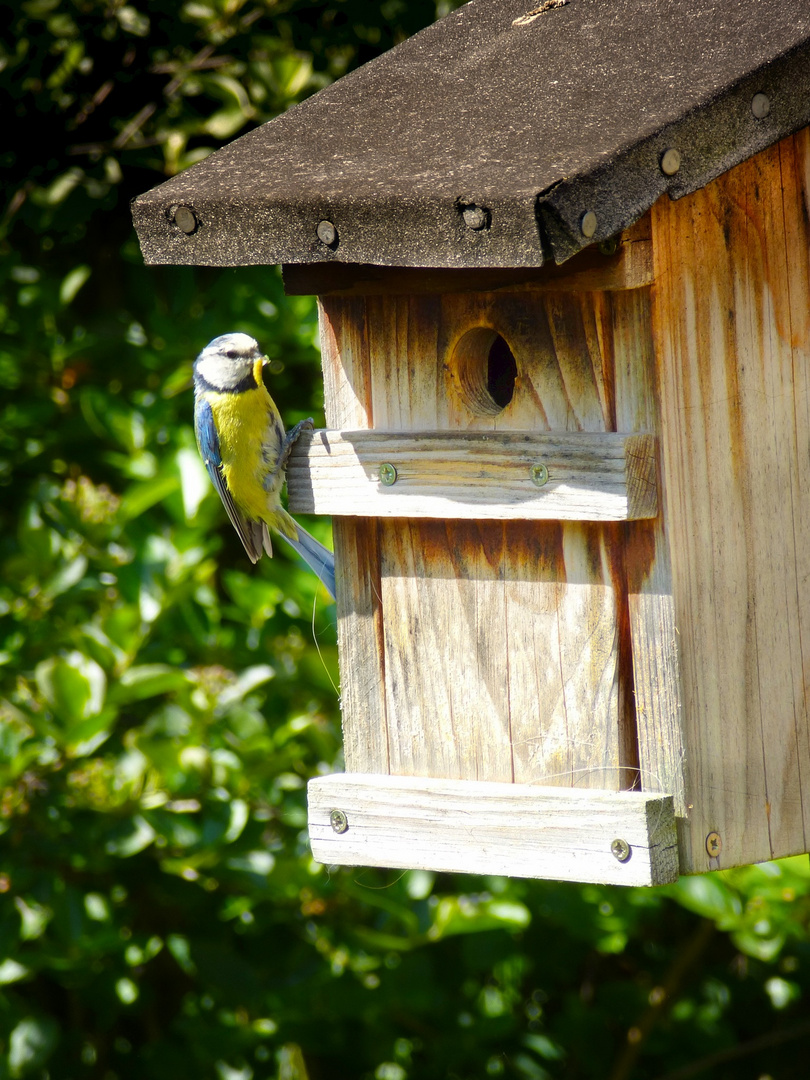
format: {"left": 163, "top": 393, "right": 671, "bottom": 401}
{"left": 193, "top": 332, "right": 265, "bottom": 391}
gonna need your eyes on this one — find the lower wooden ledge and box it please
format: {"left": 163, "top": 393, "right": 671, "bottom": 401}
{"left": 308, "top": 774, "right": 678, "bottom": 887}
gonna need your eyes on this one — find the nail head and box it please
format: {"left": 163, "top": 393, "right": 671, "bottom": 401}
{"left": 530, "top": 462, "right": 549, "bottom": 487}
{"left": 611, "top": 838, "right": 632, "bottom": 863}
{"left": 379, "top": 463, "right": 398, "bottom": 486}
{"left": 463, "top": 205, "right": 489, "bottom": 231}
{"left": 751, "top": 92, "right": 770, "bottom": 119}
{"left": 580, "top": 210, "right": 598, "bottom": 238}
{"left": 317, "top": 219, "right": 338, "bottom": 247}
{"left": 705, "top": 831, "right": 722, "bottom": 857}
{"left": 172, "top": 205, "right": 198, "bottom": 234}
{"left": 660, "top": 148, "right": 681, "bottom": 176}
{"left": 330, "top": 809, "right": 349, "bottom": 834}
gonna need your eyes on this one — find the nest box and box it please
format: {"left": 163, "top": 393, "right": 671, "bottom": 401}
{"left": 133, "top": 0, "right": 810, "bottom": 886}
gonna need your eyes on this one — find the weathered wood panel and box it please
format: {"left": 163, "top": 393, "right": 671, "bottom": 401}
{"left": 651, "top": 131, "right": 810, "bottom": 871}
{"left": 308, "top": 774, "right": 678, "bottom": 887}
{"left": 286, "top": 430, "right": 658, "bottom": 521}
{"left": 612, "top": 288, "right": 689, "bottom": 825}
{"left": 345, "top": 290, "right": 636, "bottom": 790}
{"left": 318, "top": 297, "right": 389, "bottom": 773}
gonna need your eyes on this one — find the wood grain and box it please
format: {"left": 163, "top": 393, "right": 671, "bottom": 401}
{"left": 612, "top": 288, "right": 688, "bottom": 824}
{"left": 308, "top": 773, "right": 678, "bottom": 886}
{"left": 318, "top": 297, "right": 389, "bottom": 773}
{"left": 286, "top": 429, "right": 658, "bottom": 521}
{"left": 650, "top": 131, "right": 810, "bottom": 871}
{"left": 354, "top": 290, "right": 637, "bottom": 791}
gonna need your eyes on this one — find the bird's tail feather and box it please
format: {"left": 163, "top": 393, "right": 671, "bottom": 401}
{"left": 278, "top": 522, "right": 336, "bottom": 600}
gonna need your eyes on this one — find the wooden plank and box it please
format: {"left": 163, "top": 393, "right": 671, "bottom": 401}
{"left": 317, "top": 297, "right": 389, "bottom": 773}
{"left": 286, "top": 429, "right": 658, "bottom": 521}
{"left": 307, "top": 774, "right": 678, "bottom": 886}
{"left": 650, "top": 131, "right": 810, "bottom": 871}
{"left": 495, "top": 292, "right": 634, "bottom": 792}
{"left": 282, "top": 235, "right": 653, "bottom": 297}
{"left": 355, "top": 290, "right": 636, "bottom": 792}
{"left": 612, "top": 288, "right": 688, "bottom": 823}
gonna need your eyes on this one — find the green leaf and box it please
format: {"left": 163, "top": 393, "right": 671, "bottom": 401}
{"left": 15, "top": 897, "right": 52, "bottom": 940}
{"left": 113, "top": 664, "right": 190, "bottom": 703}
{"left": 35, "top": 653, "right": 106, "bottom": 725}
{"left": 668, "top": 874, "right": 742, "bottom": 928}
{"left": 0, "top": 959, "right": 30, "bottom": 985}
{"left": 104, "top": 815, "right": 156, "bottom": 857}
{"left": 118, "top": 475, "right": 181, "bottom": 521}
{"left": 8, "top": 1017, "right": 59, "bottom": 1077}
{"left": 428, "top": 895, "right": 531, "bottom": 940}
{"left": 59, "top": 264, "right": 91, "bottom": 305}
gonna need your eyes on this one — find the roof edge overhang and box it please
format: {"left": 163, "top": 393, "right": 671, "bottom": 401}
{"left": 131, "top": 17, "right": 810, "bottom": 272}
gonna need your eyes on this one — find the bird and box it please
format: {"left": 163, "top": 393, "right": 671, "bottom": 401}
{"left": 192, "top": 332, "right": 336, "bottom": 600}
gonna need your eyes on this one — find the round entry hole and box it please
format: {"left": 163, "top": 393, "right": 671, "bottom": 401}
{"left": 450, "top": 328, "right": 518, "bottom": 415}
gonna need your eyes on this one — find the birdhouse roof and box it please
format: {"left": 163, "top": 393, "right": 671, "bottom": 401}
{"left": 132, "top": 0, "right": 810, "bottom": 270}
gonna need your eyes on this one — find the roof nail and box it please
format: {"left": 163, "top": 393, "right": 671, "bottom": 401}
{"left": 580, "top": 210, "right": 597, "bottom": 238}
{"left": 660, "top": 148, "right": 681, "bottom": 176}
{"left": 751, "top": 92, "right": 770, "bottom": 119}
{"left": 171, "top": 205, "right": 198, "bottom": 234}
{"left": 317, "top": 219, "right": 338, "bottom": 247}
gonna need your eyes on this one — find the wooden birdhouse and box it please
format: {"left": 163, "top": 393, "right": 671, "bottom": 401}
{"left": 133, "top": 0, "right": 810, "bottom": 886}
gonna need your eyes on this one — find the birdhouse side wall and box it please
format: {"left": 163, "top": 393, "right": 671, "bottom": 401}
{"left": 651, "top": 128, "right": 810, "bottom": 871}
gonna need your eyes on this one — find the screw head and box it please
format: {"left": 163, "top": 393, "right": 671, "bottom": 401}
{"left": 751, "top": 92, "right": 770, "bottom": 119}
{"left": 530, "top": 462, "right": 549, "bottom": 487}
{"left": 611, "top": 838, "right": 632, "bottom": 863}
{"left": 379, "top": 463, "right": 398, "bottom": 486}
{"left": 705, "top": 831, "right": 722, "bottom": 857}
{"left": 172, "top": 205, "right": 198, "bottom": 234}
{"left": 660, "top": 148, "right": 681, "bottom": 176}
{"left": 580, "top": 210, "right": 598, "bottom": 238}
{"left": 317, "top": 219, "right": 338, "bottom": 247}
{"left": 463, "top": 205, "right": 489, "bottom": 231}
{"left": 330, "top": 809, "right": 349, "bottom": 834}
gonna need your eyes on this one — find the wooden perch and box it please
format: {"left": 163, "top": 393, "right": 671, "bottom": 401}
{"left": 308, "top": 774, "right": 678, "bottom": 887}
{"left": 286, "top": 430, "right": 657, "bottom": 521}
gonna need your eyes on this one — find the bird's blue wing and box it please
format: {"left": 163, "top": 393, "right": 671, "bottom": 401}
{"left": 194, "top": 394, "right": 266, "bottom": 562}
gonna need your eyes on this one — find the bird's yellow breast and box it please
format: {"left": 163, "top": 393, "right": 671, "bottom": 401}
{"left": 205, "top": 372, "right": 284, "bottom": 521}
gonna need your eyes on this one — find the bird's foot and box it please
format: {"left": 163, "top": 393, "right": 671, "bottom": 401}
{"left": 279, "top": 417, "right": 314, "bottom": 470}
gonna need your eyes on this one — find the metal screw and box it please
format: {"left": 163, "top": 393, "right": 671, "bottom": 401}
{"left": 330, "top": 809, "right": 348, "bottom": 834}
{"left": 611, "top": 838, "right": 631, "bottom": 863}
{"left": 598, "top": 235, "right": 619, "bottom": 256}
{"left": 463, "top": 205, "right": 489, "bottom": 231}
{"left": 660, "top": 148, "right": 681, "bottom": 176}
{"left": 751, "top": 92, "right": 770, "bottom": 119}
{"left": 317, "top": 219, "right": 338, "bottom": 247}
{"left": 530, "top": 462, "right": 549, "bottom": 487}
{"left": 580, "top": 210, "right": 598, "bottom": 238}
{"left": 705, "top": 831, "right": 722, "bottom": 857}
{"left": 172, "top": 205, "right": 198, "bottom": 234}
{"left": 379, "top": 463, "right": 398, "bottom": 486}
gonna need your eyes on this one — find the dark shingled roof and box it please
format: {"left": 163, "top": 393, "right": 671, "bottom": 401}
{"left": 132, "top": 0, "right": 810, "bottom": 270}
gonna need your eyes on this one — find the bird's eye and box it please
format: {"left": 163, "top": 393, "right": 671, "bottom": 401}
{"left": 225, "top": 350, "right": 238, "bottom": 359}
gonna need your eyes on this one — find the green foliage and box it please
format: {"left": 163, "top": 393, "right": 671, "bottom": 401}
{"left": 3, "top": 2, "right": 810, "bottom": 1078}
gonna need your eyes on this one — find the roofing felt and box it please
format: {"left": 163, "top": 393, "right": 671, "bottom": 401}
{"left": 132, "top": 0, "right": 810, "bottom": 270}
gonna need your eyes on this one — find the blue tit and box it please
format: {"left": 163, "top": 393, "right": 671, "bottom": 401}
{"left": 192, "top": 332, "right": 336, "bottom": 600}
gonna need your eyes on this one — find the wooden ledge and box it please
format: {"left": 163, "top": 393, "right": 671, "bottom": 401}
{"left": 308, "top": 774, "right": 678, "bottom": 886}
{"left": 286, "top": 429, "right": 658, "bottom": 521}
